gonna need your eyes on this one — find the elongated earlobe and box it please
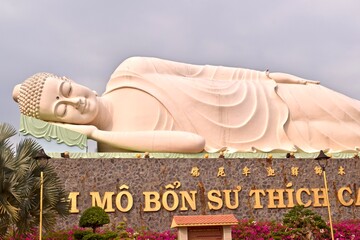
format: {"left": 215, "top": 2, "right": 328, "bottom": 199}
{"left": 12, "top": 84, "right": 21, "bottom": 102}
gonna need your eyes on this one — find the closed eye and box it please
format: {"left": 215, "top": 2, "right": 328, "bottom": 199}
{"left": 54, "top": 103, "right": 67, "bottom": 117}
{"left": 60, "top": 81, "right": 72, "bottom": 97}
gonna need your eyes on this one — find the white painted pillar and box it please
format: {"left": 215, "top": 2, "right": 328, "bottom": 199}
{"left": 223, "top": 226, "right": 232, "bottom": 240}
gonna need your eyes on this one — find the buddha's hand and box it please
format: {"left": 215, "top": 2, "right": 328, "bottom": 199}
{"left": 49, "top": 122, "right": 97, "bottom": 137}
{"left": 304, "top": 80, "right": 320, "bottom": 85}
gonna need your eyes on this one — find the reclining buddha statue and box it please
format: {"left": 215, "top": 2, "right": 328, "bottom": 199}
{"left": 12, "top": 56, "right": 360, "bottom": 153}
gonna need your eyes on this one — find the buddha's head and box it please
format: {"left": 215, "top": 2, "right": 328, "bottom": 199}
{"left": 13, "top": 73, "right": 99, "bottom": 124}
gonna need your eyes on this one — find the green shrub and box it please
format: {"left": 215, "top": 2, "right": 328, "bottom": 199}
{"left": 73, "top": 229, "right": 93, "bottom": 239}
{"left": 116, "top": 221, "right": 130, "bottom": 239}
{"left": 79, "top": 206, "right": 110, "bottom": 233}
{"left": 101, "top": 231, "right": 118, "bottom": 239}
{"left": 281, "top": 205, "right": 330, "bottom": 239}
{"left": 82, "top": 231, "right": 117, "bottom": 240}
{"left": 83, "top": 233, "right": 103, "bottom": 240}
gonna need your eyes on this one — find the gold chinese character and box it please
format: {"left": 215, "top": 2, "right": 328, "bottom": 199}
{"left": 314, "top": 166, "right": 323, "bottom": 175}
{"left": 217, "top": 167, "right": 226, "bottom": 177}
{"left": 291, "top": 167, "right": 299, "bottom": 176}
{"left": 338, "top": 166, "right": 345, "bottom": 175}
{"left": 190, "top": 167, "right": 200, "bottom": 177}
{"left": 242, "top": 166, "right": 251, "bottom": 176}
{"left": 266, "top": 167, "right": 275, "bottom": 177}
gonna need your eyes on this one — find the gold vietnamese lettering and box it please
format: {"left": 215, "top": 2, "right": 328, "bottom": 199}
{"left": 67, "top": 184, "right": 360, "bottom": 215}
{"left": 223, "top": 187, "right": 241, "bottom": 210}
{"left": 90, "top": 192, "right": 115, "bottom": 212}
{"left": 68, "top": 192, "right": 80, "bottom": 213}
{"left": 162, "top": 190, "right": 179, "bottom": 211}
{"left": 144, "top": 189, "right": 198, "bottom": 212}
{"left": 355, "top": 188, "right": 360, "bottom": 206}
{"left": 338, "top": 166, "right": 345, "bottom": 175}
{"left": 242, "top": 167, "right": 250, "bottom": 176}
{"left": 179, "top": 191, "right": 197, "bottom": 211}
{"left": 249, "top": 189, "right": 266, "bottom": 209}
{"left": 285, "top": 182, "right": 295, "bottom": 208}
{"left": 295, "top": 188, "right": 312, "bottom": 207}
{"left": 337, "top": 186, "right": 354, "bottom": 206}
{"left": 115, "top": 186, "right": 133, "bottom": 212}
{"left": 266, "top": 189, "right": 286, "bottom": 208}
{"left": 266, "top": 167, "right": 275, "bottom": 177}
{"left": 190, "top": 166, "right": 200, "bottom": 177}
{"left": 217, "top": 167, "right": 226, "bottom": 177}
{"left": 290, "top": 167, "right": 299, "bottom": 176}
{"left": 143, "top": 191, "right": 161, "bottom": 212}
{"left": 311, "top": 188, "right": 328, "bottom": 207}
{"left": 207, "top": 190, "right": 223, "bottom": 210}
{"left": 314, "top": 166, "right": 323, "bottom": 175}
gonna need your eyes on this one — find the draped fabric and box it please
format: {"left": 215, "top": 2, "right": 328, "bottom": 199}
{"left": 20, "top": 115, "right": 87, "bottom": 149}
{"left": 104, "top": 57, "right": 360, "bottom": 153}
{"left": 277, "top": 83, "right": 360, "bottom": 152}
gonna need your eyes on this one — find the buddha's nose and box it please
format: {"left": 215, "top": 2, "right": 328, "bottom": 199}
{"left": 62, "top": 97, "right": 83, "bottom": 109}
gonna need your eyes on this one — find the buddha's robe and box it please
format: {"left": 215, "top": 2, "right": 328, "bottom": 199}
{"left": 104, "top": 57, "right": 360, "bottom": 153}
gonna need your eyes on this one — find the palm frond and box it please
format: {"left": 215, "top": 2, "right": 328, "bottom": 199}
{"left": 0, "top": 123, "right": 17, "bottom": 143}
{"left": 41, "top": 209, "right": 58, "bottom": 231}
{"left": 0, "top": 199, "right": 19, "bottom": 222}
{"left": 0, "top": 123, "right": 69, "bottom": 235}
{"left": 15, "top": 138, "right": 41, "bottom": 175}
{"left": 43, "top": 166, "right": 70, "bottom": 217}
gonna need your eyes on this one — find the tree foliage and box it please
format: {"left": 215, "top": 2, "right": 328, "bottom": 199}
{"left": 0, "top": 122, "right": 69, "bottom": 237}
{"left": 79, "top": 206, "right": 110, "bottom": 233}
{"left": 282, "top": 205, "right": 330, "bottom": 239}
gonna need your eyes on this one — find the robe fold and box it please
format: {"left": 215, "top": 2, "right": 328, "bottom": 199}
{"left": 104, "top": 57, "right": 360, "bottom": 153}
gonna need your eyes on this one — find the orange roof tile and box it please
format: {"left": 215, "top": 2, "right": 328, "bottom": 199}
{"left": 171, "top": 214, "right": 238, "bottom": 228}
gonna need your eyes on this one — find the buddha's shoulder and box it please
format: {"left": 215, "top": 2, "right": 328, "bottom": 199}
{"left": 120, "top": 56, "right": 165, "bottom": 65}
{"left": 114, "top": 56, "right": 173, "bottom": 74}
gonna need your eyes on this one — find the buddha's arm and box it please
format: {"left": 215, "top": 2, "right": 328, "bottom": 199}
{"left": 51, "top": 122, "right": 205, "bottom": 152}
{"left": 268, "top": 72, "right": 320, "bottom": 85}
{"left": 90, "top": 130, "right": 205, "bottom": 153}
{"left": 113, "top": 57, "right": 320, "bottom": 85}
{"left": 156, "top": 58, "right": 320, "bottom": 84}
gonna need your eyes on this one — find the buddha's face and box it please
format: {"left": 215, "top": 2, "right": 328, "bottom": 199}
{"left": 38, "top": 77, "right": 99, "bottom": 124}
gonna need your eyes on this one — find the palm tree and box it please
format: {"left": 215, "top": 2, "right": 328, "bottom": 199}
{"left": 0, "top": 123, "right": 69, "bottom": 237}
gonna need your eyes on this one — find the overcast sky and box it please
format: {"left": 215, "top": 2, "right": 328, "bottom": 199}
{"left": 1, "top": 1, "right": 360, "bottom": 135}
